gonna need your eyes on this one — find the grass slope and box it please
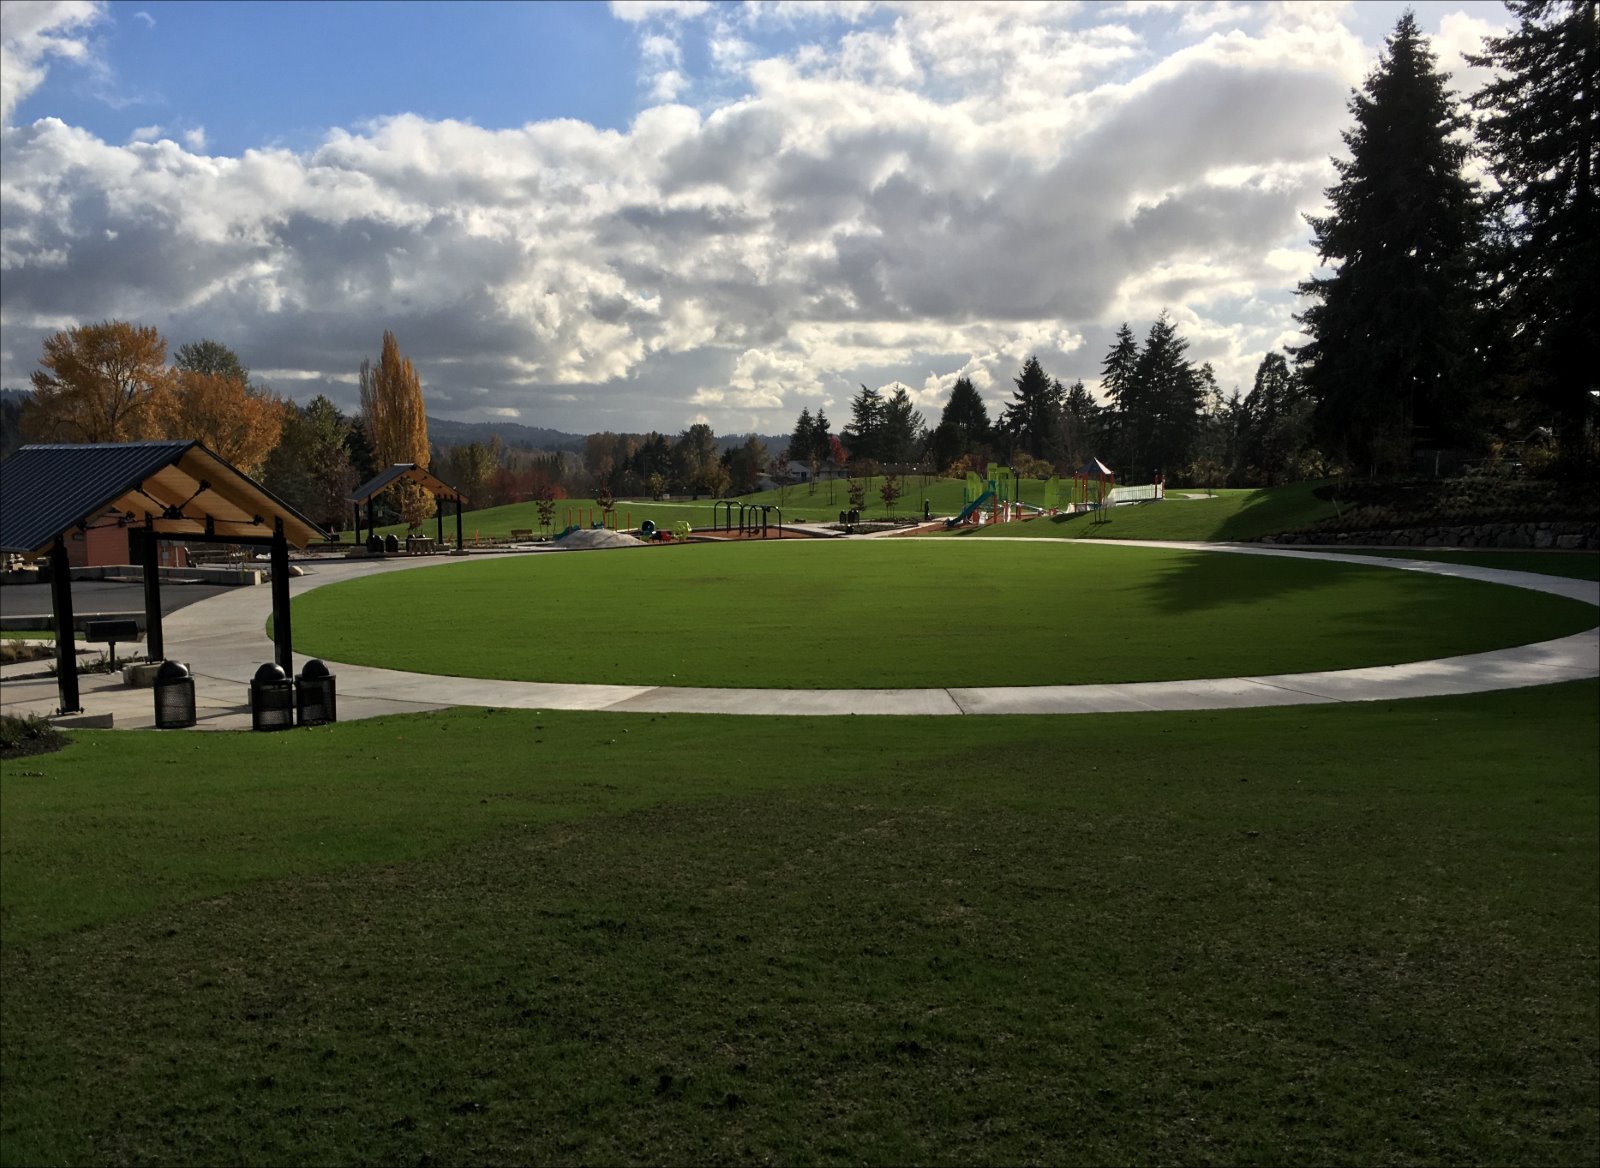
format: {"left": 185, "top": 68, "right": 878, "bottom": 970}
{"left": 3, "top": 684, "right": 1596, "bottom": 1165}
{"left": 290, "top": 541, "right": 1596, "bottom": 688}
{"left": 961, "top": 482, "right": 1338, "bottom": 542}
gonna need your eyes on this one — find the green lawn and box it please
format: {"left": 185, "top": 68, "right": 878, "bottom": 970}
{"left": 3, "top": 683, "right": 1596, "bottom": 1165}
{"left": 961, "top": 481, "right": 1339, "bottom": 542}
{"left": 289, "top": 541, "right": 1595, "bottom": 688}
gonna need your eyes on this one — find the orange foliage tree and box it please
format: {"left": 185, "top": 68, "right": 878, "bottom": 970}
{"left": 154, "top": 370, "right": 285, "bottom": 476}
{"left": 359, "top": 331, "right": 434, "bottom": 531}
{"left": 25, "top": 320, "right": 175, "bottom": 442}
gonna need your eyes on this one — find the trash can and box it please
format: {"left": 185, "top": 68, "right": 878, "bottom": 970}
{"left": 296, "top": 659, "right": 337, "bottom": 726}
{"left": 367, "top": 535, "right": 382, "bottom": 553}
{"left": 153, "top": 660, "right": 196, "bottom": 729}
{"left": 250, "top": 662, "right": 295, "bottom": 731}
{"left": 384, "top": 533, "right": 400, "bottom": 554}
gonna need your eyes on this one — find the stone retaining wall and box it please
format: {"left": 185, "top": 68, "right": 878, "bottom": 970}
{"left": 1257, "top": 521, "right": 1598, "bottom": 551}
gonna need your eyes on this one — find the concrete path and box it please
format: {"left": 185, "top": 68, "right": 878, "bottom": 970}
{"left": 1, "top": 540, "right": 1593, "bottom": 729}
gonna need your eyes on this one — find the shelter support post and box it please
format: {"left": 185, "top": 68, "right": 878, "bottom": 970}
{"left": 456, "top": 500, "right": 463, "bottom": 552}
{"left": 49, "top": 536, "right": 81, "bottom": 714}
{"left": 352, "top": 503, "right": 361, "bottom": 544}
{"left": 137, "top": 524, "right": 165, "bottom": 661}
{"left": 436, "top": 505, "right": 443, "bottom": 546}
{"left": 271, "top": 520, "right": 293, "bottom": 671}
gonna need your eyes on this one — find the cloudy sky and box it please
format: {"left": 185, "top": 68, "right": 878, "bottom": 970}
{"left": 1, "top": 0, "right": 1510, "bottom": 436}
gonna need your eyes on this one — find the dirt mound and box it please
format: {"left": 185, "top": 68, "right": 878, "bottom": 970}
{"left": 557, "top": 528, "right": 648, "bottom": 550}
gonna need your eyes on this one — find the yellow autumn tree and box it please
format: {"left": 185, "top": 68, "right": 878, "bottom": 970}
{"left": 24, "top": 321, "right": 176, "bottom": 442}
{"left": 153, "top": 370, "right": 286, "bottom": 476}
{"left": 359, "top": 330, "right": 434, "bottom": 531}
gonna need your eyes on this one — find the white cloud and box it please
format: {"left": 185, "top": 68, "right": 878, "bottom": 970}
{"left": 2, "top": 0, "right": 1432, "bottom": 434}
{"left": 132, "top": 9, "right": 154, "bottom": 29}
{"left": 609, "top": 0, "right": 711, "bottom": 23}
{"left": 0, "top": 0, "right": 106, "bottom": 125}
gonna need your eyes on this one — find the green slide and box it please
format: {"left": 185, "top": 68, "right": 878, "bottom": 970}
{"left": 946, "top": 488, "right": 995, "bottom": 528}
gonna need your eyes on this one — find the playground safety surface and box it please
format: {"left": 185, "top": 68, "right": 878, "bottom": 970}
{"left": 1, "top": 539, "right": 1594, "bottom": 729}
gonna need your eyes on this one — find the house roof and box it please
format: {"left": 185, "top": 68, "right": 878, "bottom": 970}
{"left": 0, "top": 440, "right": 325, "bottom": 555}
{"left": 349, "top": 463, "right": 467, "bottom": 505}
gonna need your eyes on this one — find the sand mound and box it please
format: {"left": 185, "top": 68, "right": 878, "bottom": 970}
{"left": 558, "top": 528, "right": 648, "bottom": 550}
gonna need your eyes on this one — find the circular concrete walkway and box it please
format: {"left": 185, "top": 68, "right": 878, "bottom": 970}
{"left": 4, "top": 540, "right": 1595, "bottom": 729}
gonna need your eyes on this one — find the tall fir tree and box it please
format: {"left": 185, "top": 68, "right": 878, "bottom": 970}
{"left": 1132, "top": 313, "right": 1203, "bottom": 479}
{"left": 1470, "top": 0, "right": 1599, "bottom": 461}
{"left": 880, "top": 386, "right": 926, "bottom": 465}
{"left": 1000, "top": 356, "right": 1065, "bottom": 461}
{"left": 929, "top": 376, "right": 991, "bottom": 470}
{"left": 842, "top": 385, "right": 886, "bottom": 464}
{"left": 1295, "top": 11, "right": 1482, "bottom": 474}
{"left": 786, "top": 407, "right": 816, "bottom": 465}
{"left": 1100, "top": 323, "right": 1142, "bottom": 476}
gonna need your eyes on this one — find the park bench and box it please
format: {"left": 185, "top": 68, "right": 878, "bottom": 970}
{"left": 509, "top": 529, "right": 533, "bottom": 541}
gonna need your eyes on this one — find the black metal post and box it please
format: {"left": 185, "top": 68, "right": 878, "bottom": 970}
{"left": 455, "top": 499, "right": 463, "bottom": 551}
{"left": 436, "top": 502, "right": 444, "bottom": 546}
{"left": 352, "top": 503, "right": 361, "bottom": 544}
{"left": 271, "top": 519, "right": 293, "bottom": 671}
{"left": 49, "top": 536, "right": 80, "bottom": 713}
{"left": 138, "top": 522, "right": 165, "bottom": 661}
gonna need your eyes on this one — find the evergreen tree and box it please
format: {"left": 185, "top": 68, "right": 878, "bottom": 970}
{"left": 808, "top": 407, "right": 832, "bottom": 486}
{"left": 1133, "top": 313, "right": 1203, "bottom": 479}
{"left": 880, "top": 386, "right": 926, "bottom": 465}
{"left": 1099, "top": 323, "right": 1142, "bottom": 475}
{"left": 1470, "top": 0, "right": 1599, "bottom": 460}
{"left": 1000, "top": 356, "right": 1065, "bottom": 461}
{"left": 174, "top": 339, "right": 249, "bottom": 385}
{"left": 842, "top": 385, "right": 886, "bottom": 463}
{"left": 1295, "top": 11, "right": 1482, "bottom": 473}
{"left": 786, "top": 408, "right": 816, "bottom": 465}
{"left": 929, "top": 376, "right": 991, "bottom": 470}
{"left": 1060, "top": 380, "right": 1102, "bottom": 468}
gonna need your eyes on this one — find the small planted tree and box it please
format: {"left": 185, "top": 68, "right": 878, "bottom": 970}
{"left": 535, "top": 484, "right": 557, "bottom": 534}
{"left": 847, "top": 478, "right": 867, "bottom": 514}
{"left": 595, "top": 485, "right": 616, "bottom": 528}
{"left": 879, "top": 472, "right": 903, "bottom": 515}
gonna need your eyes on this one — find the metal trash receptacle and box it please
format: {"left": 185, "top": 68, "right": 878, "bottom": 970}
{"left": 384, "top": 534, "right": 400, "bottom": 554}
{"left": 153, "top": 661, "right": 196, "bottom": 729}
{"left": 250, "top": 662, "right": 295, "bottom": 731}
{"left": 295, "top": 659, "right": 337, "bottom": 726}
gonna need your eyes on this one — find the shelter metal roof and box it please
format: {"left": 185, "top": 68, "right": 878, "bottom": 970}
{"left": 1078, "top": 458, "right": 1114, "bottom": 477}
{"left": 0, "top": 441, "right": 325, "bottom": 556}
{"left": 349, "top": 463, "right": 467, "bottom": 505}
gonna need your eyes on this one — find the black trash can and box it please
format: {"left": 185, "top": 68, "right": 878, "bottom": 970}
{"left": 153, "top": 660, "right": 196, "bottom": 729}
{"left": 296, "top": 659, "right": 337, "bottom": 726}
{"left": 367, "top": 535, "right": 382, "bottom": 553}
{"left": 384, "top": 533, "right": 400, "bottom": 554}
{"left": 250, "top": 662, "right": 295, "bottom": 731}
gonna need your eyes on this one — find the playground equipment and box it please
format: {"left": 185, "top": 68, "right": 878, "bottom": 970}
{"left": 711, "top": 498, "right": 783, "bottom": 538}
{"left": 945, "top": 464, "right": 1020, "bottom": 527}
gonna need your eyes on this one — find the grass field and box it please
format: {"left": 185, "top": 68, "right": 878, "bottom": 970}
{"left": 960, "top": 482, "right": 1339, "bottom": 542}
{"left": 3, "top": 683, "right": 1595, "bottom": 1166}
{"left": 289, "top": 541, "right": 1596, "bottom": 689}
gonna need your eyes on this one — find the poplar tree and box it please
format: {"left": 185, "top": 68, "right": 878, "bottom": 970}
{"left": 1295, "top": 11, "right": 1482, "bottom": 473}
{"left": 1470, "top": 0, "right": 1599, "bottom": 461}
{"left": 359, "top": 331, "right": 434, "bottom": 530}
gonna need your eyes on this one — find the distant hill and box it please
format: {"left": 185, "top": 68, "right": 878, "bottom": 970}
{"left": 426, "top": 417, "right": 787, "bottom": 458}
{"left": 425, "top": 416, "right": 586, "bottom": 452}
